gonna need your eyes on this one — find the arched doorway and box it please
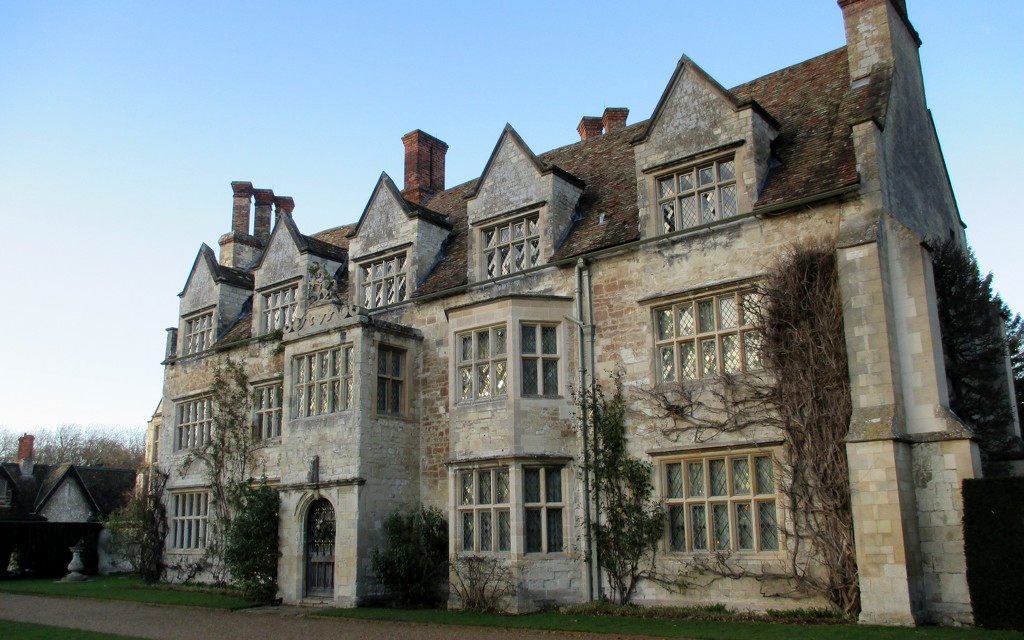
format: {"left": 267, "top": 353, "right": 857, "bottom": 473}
{"left": 304, "top": 498, "right": 335, "bottom": 597}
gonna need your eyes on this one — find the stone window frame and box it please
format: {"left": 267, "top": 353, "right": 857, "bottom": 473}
{"left": 0, "top": 477, "right": 10, "bottom": 507}
{"left": 523, "top": 466, "right": 565, "bottom": 554}
{"left": 293, "top": 346, "right": 354, "bottom": 419}
{"left": 653, "top": 289, "right": 761, "bottom": 383}
{"left": 254, "top": 382, "right": 283, "bottom": 440}
{"left": 376, "top": 344, "right": 405, "bottom": 416}
{"left": 458, "top": 467, "right": 512, "bottom": 554}
{"left": 182, "top": 310, "right": 214, "bottom": 355}
{"left": 656, "top": 155, "right": 739, "bottom": 234}
{"left": 481, "top": 212, "right": 541, "bottom": 280}
{"left": 260, "top": 282, "right": 299, "bottom": 335}
{"left": 456, "top": 324, "right": 509, "bottom": 403}
{"left": 170, "top": 490, "right": 209, "bottom": 550}
{"left": 661, "top": 450, "right": 780, "bottom": 554}
{"left": 174, "top": 396, "right": 213, "bottom": 451}
{"left": 521, "top": 323, "right": 560, "bottom": 397}
{"left": 359, "top": 251, "right": 409, "bottom": 310}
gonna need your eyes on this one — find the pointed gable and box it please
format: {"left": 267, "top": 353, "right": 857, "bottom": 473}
{"left": 254, "top": 213, "right": 305, "bottom": 289}
{"left": 466, "top": 125, "right": 551, "bottom": 225}
{"left": 178, "top": 244, "right": 220, "bottom": 316}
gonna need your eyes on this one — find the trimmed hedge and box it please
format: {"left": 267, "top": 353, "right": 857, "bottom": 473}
{"left": 963, "top": 476, "right": 1024, "bottom": 630}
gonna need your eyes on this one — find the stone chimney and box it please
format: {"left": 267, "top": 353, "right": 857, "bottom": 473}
{"left": 602, "top": 108, "right": 629, "bottom": 133}
{"left": 253, "top": 188, "right": 275, "bottom": 241}
{"left": 17, "top": 434, "right": 34, "bottom": 474}
{"left": 577, "top": 116, "right": 603, "bottom": 141}
{"left": 401, "top": 130, "right": 448, "bottom": 205}
{"left": 838, "top": 0, "right": 919, "bottom": 84}
{"left": 274, "top": 195, "right": 295, "bottom": 222}
{"left": 220, "top": 181, "right": 264, "bottom": 268}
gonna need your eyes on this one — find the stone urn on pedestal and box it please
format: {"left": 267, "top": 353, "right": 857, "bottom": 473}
{"left": 61, "top": 539, "right": 88, "bottom": 583}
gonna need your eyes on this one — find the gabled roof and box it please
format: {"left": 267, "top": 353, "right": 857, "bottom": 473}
{"left": 466, "top": 124, "right": 584, "bottom": 202}
{"left": 179, "top": 244, "right": 255, "bottom": 297}
{"left": 0, "top": 462, "right": 134, "bottom": 522}
{"left": 252, "top": 213, "right": 348, "bottom": 271}
{"left": 347, "top": 172, "right": 452, "bottom": 242}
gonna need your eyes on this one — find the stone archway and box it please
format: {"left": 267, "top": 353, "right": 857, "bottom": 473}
{"left": 304, "top": 497, "right": 335, "bottom": 597}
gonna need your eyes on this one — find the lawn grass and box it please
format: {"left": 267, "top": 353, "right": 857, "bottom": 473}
{"left": 318, "top": 607, "right": 1024, "bottom": 640}
{"left": 2, "top": 620, "right": 146, "bottom": 640}
{"left": 0, "top": 575, "right": 254, "bottom": 609}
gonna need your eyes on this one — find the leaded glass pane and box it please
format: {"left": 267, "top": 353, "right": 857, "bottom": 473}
{"left": 498, "top": 510, "right": 511, "bottom": 551}
{"left": 660, "top": 346, "right": 676, "bottom": 382}
{"left": 691, "top": 505, "right": 708, "bottom": 550}
{"left": 495, "top": 360, "right": 507, "bottom": 396}
{"left": 478, "top": 471, "right": 492, "bottom": 504}
{"left": 657, "top": 309, "right": 673, "bottom": 340}
{"left": 701, "top": 338, "right": 717, "bottom": 377}
{"left": 736, "top": 503, "right": 753, "bottom": 550}
{"left": 688, "top": 462, "right": 705, "bottom": 497}
{"left": 721, "top": 184, "right": 737, "bottom": 217}
{"left": 480, "top": 512, "right": 492, "bottom": 551}
{"left": 698, "top": 165, "right": 714, "bottom": 186}
{"left": 667, "top": 463, "right": 683, "bottom": 499}
{"left": 529, "top": 239, "right": 540, "bottom": 266}
{"left": 680, "top": 194, "right": 698, "bottom": 227}
{"left": 396, "top": 275, "right": 406, "bottom": 301}
{"left": 543, "top": 360, "right": 558, "bottom": 396}
{"left": 722, "top": 334, "right": 740, "bottom": 374}
{"left": 713, "top": 503, "right": 730, "bottom": 550}
{"left": 386, "top": 259, "right": 395, "bottom": 275}
{"left": 499, "top": 226, "right": 510, "bottom": 243}
{"left": 679, "top": 170, "right": 695, "bottom": 191}
{"left": 522, "top": 325, "right": 537, "bottom": 354}
{"left": 461, "top": 335, "right": 473, "bottom": 362}
{"left": 524, "top": 469, "right": 541, "bottom": 503}
{"left": 378, "top": 350, "right": 387, "bottom": 375}
{"left": 344, "top": 378, "right": 353, "bottom": 408}
{"left": 513, "top": 221, "right": 525, "bottom": 239}
{"left": 376, "top": 384, "right": 387, "bottom": 412}
{"left": 718, "top": 159, "right": 735, "bottom": 181}
{"left": 701, "top": 191, "right": 717, "bottom": 223}
{"left": 494, "top": 327, "right": 507, "bottom": 355}
{"left": 759, "top": 502, "right": 778, "bottom": 550}
{"left": 744, "top": 331, "right": 762, "bottom": 370}
{"left": 669, "top": 505, "right": 686, "bottom": 551}
{"left": 719, "top": 296, "right": 737, "bottom": 329}
{"left": 710, "top": 459, "right": 728, "bottom": 496}
{"left": 680, "top": 342, "right": 696, "bottom": 379}
{"left": 523, "top": 359, "right": 538, "bottom": 395}
{"left": 496, "top": 470, "right": 509, "bottom": 503}
{"left": 499, "top": 246, "right": 510, "bottom": 275}
{"left": 755, "top": 456, "right": 774, "bottom": 495}
{"left": 525, "top": 510, "right": 542, "bottom": 553}
{"left": 698, "top": 300, "right": 715, "bottom": 333}
{"left": 392, "top": 351, "right": 402, "bottom": 377}
{"left": 663, "top": 202, "right": 676, "bottom": 233}
{"left": 462, "top": 512, "right": 474, "bottom": 552}
{"left": 363, "top": 284, "right": 372, "bottom": 307}
{"left": 658, "top": 176, "right": 676, "bottom": 199}
{"left": 477, "top": 365, "right": 491, "bottom": 398}
{"left": 373, "top": 282, "right": 383, "bottom": 308}
{"left": 547, "top": 509, "right": 564, "bottom": 552}
{"left": 514, "top": 244, "right": 525, "bottom": 270}
{"left": 541, "top": 326, "right": 557, "bottom": 354}
{"left": 389, "top": 380, "right": 401, "bottom": 413}
{"left": 678, "top": 305, "right": 695, "bottom": 336}
{"left": 486, "top": 251, "right": 496, "bottom": 277}
{"left": 319, "top": 382, "right": 328, "bottom": 414}
{"left": 484, "top": 229, "right": 495, "bottom": 248}
{"left": 461, "top": 473, "right": 473, "bottom": 505}
{"left": 528, "top": 218, "right": 538, "bottom": 236}
{"left": 546, "top": 468, "right": 562, "bottom": 502}
{"left": 732, "top": 458, "right": 751, "bottom": 495}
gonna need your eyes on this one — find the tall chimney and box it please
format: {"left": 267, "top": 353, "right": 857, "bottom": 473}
{"left": 231, "top": 181, "right": 254, "bottom": 235}
{"left": 17, "top": 434, "right": 34, "bottom": 462}
{"left": 274, "top": 195, "right": 295, "bottom": 222}
{"left": 253, "top": 188, "right": 275, "bottom": 240}
{"left": 577, "top": 116, "right": 603, "bottom": 141}
{"left": 401, "top": 130, "right": 448, "bottom": 205}
{"left": 838, "top": 0, "right": 918, "bottom": 84}
{"left": 602, "top": 108, "right": 629, "bottom": 133}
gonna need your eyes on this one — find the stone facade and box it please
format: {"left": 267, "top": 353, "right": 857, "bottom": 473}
{"left": 148, "top": 0, "right": 1014, "bottom": 625}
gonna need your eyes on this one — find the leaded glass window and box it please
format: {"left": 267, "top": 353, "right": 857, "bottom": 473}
{"left": 293, "top": 346, "right": 353, "bottom": 418}
{"left": 457, "top": 468, "right": 511, "bottom": 554}
{"left": 457, "top": 325, "right": 508, "bottom": 402}
{"left": 657, "top": 156, "right": 738, "bottom": 233}
{"left": 376, "top": 346, "right": 404, "bottom": 416}
{"left": 254, "top": 383, "right": 283, "bottom": 439}
{"left": 183, "top": 312, "right": 214, "bottom": 355}
{"left": 522, "top": 324, "right": 559, "bottom": 396}
{"left": 483, "top": 214, "right": 540, "bottom": 279}
{"left": 654, "top": 290, "right": 760, "bottom": 382}
{"left": 360, "top": 253, "right": 408, "bottom": 309}
{"left": 664, "top": 453, "right": 778, "bottom": 553}
{"left": 261, "top": 284, "right": 298, "bottom": 334}
{"left": 170, "top": 491, "right": 209, "bottom": 549}
{"left": 175, "top": 397, "right": 213, "bottom": 450}
{"left": 524, "top": 467, "right": 564, "bottom": 554}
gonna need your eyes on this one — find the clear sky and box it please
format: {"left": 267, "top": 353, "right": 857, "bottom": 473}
{"left": 1, "top": 1, "right": 1021, "bottom": 432}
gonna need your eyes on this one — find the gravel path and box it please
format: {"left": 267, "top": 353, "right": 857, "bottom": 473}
{"left": 0, "top": 592, "right": 669, "bottom": 640}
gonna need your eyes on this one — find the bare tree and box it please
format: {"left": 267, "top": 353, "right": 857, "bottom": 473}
{"left": 0, "top": 425, "right": 144, "bottom": 469}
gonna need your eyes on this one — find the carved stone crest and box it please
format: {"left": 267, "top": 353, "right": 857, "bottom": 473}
{"left": 307, "top": 262, "right": 338, "bottom": 303}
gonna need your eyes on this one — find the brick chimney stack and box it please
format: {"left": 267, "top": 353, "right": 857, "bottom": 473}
{"left": 220, "top": 181, "right": 264, "bottom": 268}
{"left": 17, "top": 434, "right": 34, "bottom": 462}
{"left": 577, "top": 116, "right": 603, "bottom": 141}
{"left": 274, "top": 195, "right": 295, "bottom": 222}
{"left": 231, "top": 181, "right": 254, "bottom": 235}
{"left": 253, "top": 188, "right": 275, "bottom": 240}
{"left": 601, "top": 108, "right": 629, "bottom": 133}
{"left": 402, "top": 130, "right": 448, "bottom": 205}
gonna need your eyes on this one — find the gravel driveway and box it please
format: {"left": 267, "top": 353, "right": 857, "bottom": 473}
{"left": 0, "top": 592, "right": 668, "bottom": 640}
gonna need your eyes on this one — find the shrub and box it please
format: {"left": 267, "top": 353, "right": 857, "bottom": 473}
{"left": 370, "top": 506, "right": 448, "bottom": 605}
{"left": 225, "top": 478, "right": 280, "bottom": 602}
{"left": 450, "top": 555, "right": 516, "bottom": 612}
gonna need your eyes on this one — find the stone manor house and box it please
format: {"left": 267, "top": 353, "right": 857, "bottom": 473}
{"left": 146, "top": 0, "right": 1012, "bottom": 625}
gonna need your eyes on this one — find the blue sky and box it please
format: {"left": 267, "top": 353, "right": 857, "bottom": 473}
{"left": 1, "top": 1, "right": 1021, "bottom": 431}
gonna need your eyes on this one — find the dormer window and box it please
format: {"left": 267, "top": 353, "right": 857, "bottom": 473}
{"left": 261, "top": 284, "right": 298, "bottom": 334}
{"left": 483, "top": 214, "right": 540, "bottom": 279}
{"left": 183, "top": 312, "right": 214, "bottom": 355}
{"left": 658, "top": 157, "right": 737, "bottom": 233}
{"left": 361, "top": 253, "right": 408, "bottom": 309}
